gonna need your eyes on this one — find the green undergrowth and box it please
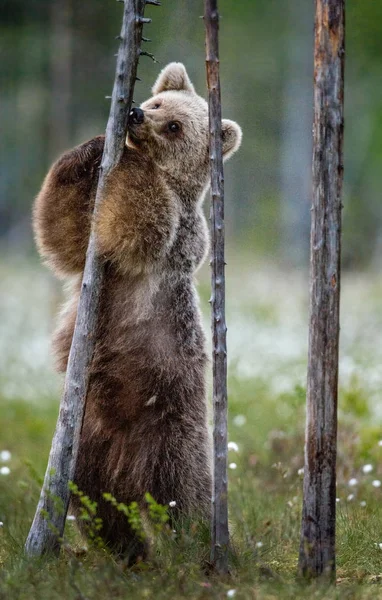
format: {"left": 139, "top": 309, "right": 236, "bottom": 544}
{"left": 1, "top": 372, "right": 382, "bottom": 599}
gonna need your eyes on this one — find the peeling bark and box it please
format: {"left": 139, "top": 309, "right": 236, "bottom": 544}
{"left": 299, "top": 0, "right": 345, "bottom": 579}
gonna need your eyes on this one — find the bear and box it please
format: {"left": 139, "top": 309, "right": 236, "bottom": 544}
{"left": 33, "top": 62, "right": 242, "bottom": 561}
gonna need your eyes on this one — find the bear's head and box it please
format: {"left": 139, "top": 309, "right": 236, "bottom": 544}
{"left": 127, "top": 62, "right": 242, "bottom": 189}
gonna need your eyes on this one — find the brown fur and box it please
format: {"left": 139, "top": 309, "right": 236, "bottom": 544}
{"left": 33, "top": 63, "right": 242, "bottom": 560}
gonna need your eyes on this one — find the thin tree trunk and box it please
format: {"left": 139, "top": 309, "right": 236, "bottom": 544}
{"left": 24, "top": 0, "right": 155, "bottom": 557}
{"left": 204, "top": 0, "right": 229, "bottom": 574}
{"left": 299, "top": 0, "right": 345, "bottom": 579}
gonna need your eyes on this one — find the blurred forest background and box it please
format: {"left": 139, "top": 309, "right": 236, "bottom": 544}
{"left": 1, "top": 0, "right": 382, "bottom": 269}
{"left": 2, "top": 4, "right": 382, "bottom": 595}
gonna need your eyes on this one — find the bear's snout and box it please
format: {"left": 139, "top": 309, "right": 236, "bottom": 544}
{"left": 129, "top": 108, "right": 144, "bottom": 125}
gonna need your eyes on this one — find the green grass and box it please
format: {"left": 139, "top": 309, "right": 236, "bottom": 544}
{"left": 1, "top": 378, "right": 382, "bottom": 599}
{"left": 1, "top": 260, "right": 382, "bottom": 598}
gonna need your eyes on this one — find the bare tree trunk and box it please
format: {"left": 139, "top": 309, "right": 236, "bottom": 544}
{"left": 24, "top": 0, "right": 155, "bottom": 557}
{"left": 299, "top": 0, "right": 345, "bottom": 579}
{"left": 204, "top": 0, "right": 229, "bottom": 575}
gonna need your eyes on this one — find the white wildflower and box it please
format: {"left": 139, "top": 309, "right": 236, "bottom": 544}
{"left": 348, "top": 478, "right": 358, "bottom": 487}
{"left": 0, "top": 522, "right": 3, "bottom": 527}
{"left": 0, "top": 467, "right": 10, "bottom": 476}
{"left": 378, "top": 440, "right": 382, "bottom": 447}
{"left": 347, "top": 494, "right": 354, "bottom": 501}
{"left": 229, "top": 463, "right": 237, "bottom": 470}
{"left": 372, "top": 480, "right": 381, "bottom": 488}
{"left": 233, "top": 415, "right": 246, "bottom": 427}
{"left": 336, "top": 498, "right": 340, "bottom": 503}
{"left": 256, "top": 541, "right": 263, "bottom": 548}
{"left": 360, "top": 501, "right": 367, "bottom": 507}
{"left": 66, "top": 515, "right": 76, "bottom": 521}
{"left": 0, "top": 450, "right": 11, "bottom": 462}
{"left": 362, "top": 464, "right": 373, "bottom": 474}
{"left": 169, "top": 500, "right": 176, "bottom": 508}
{"left": 228, "top": 442, "right": 239, "bottom": 452}
{"left": 297, "top": 468, "right": 304, "bottom": 476}
{"left": 375, "top": 543, "right": 382, "bottom": 550}
{"left": 227, "top": 591, "right": 236, "bottom": 598}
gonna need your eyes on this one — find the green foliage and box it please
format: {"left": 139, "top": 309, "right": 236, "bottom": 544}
{"left": 1, "top": 263, "right": 382, "bottom": 597}
{"left": 69, "top": 482, "right": 103, "bottom": 548}
{"left": 144, "top": 492, "right": 169, "bottom": 533}
{"left": 340, "top": 382, "right": 370, "bottom": 420}
{"left": 103, "top": 492, "right": 145, "bottom": 541}
{"left": 1, "top": 1, "right": 382, "bottom": 265}
{"left": 1, "top": 372, "right": 381, "bottom": 598}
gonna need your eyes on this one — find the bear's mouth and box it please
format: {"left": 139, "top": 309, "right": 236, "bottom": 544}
{"left": 127, "top": 126, "right": 143, "bottom": 146}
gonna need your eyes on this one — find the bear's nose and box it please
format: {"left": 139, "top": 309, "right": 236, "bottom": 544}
{"left": 129, "top": 107, "right": 144, "bottom": 125}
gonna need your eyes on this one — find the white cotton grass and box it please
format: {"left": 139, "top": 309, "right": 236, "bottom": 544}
{"left": 362, "top": 464, "right": 373, "bottom": 474}
{"left": 227, "top": 591, "right": 236, "bottom": 598}
{"left": 169, "top": 500, "right": 176, "bottom": 508}
{"left": 228, "top": 442, "right": 239, "bottom": 452}
{"left": 347, "top": 494, "right": 354, "bottom": 501}
{"left": 0, "top": 467, "right": 10, "bottom": 476}
{"left": 233, "top": 415, "right": 246, "bottom": 427}
{"left": 378, "top": 440, "right": 382, "bottom": 447}
{"left": 0, "top": 522, "right": 3, "bottom": 527}
{"left": 297, "top": 468, "right": 304, "bottom": 476}
{"left": 229, "top": 463, "right": 237, "bottom": 470}
{"left": 372, "top": 480, "right": 381, "bottom": 488}
{"left": 360, "top": 501, "right": 367, "bottom": 507}
{"left": 256, "top": 541, "right": 263, "bottom": 548}
{"left": 336, "top": 498, "right": 341, "bottom": 503}
{"left": 0, "top": 450, "right": 11, "bottom": 462}
{"left": 66, "top": 515, "right": 76, "bottom": 521}
{"left": 348, "top": 478, "right": 358, "bottom": 487}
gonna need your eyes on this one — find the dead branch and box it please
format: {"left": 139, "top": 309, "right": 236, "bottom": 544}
{"left": 204, "top": 0, "right": 229, "bottom": 575}
{"left": 24, "top": 0, "right": 157, "bottom": 557}
{"left": 299, "top": 0, "right": 345, "bottom": 579}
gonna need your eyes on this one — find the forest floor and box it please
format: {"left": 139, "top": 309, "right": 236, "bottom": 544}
{"left": 1, "top": 256, "right": 382, "bottom": 599}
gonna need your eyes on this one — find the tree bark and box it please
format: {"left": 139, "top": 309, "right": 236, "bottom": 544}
{"left": 25, "top": 0, "right": 153, "bottom": 557}
{"left": 299, "top": 0, "right": 345, "bottom": 579}
{"left": 204, "top": 0, "right": 229, "bottom": 574}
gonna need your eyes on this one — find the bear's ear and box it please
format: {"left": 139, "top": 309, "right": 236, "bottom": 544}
{"left": 152, "top": 63, "right": 195, "bottom": 95}
{"left": 222, "top": 119, "right": 242, "bottom": 160}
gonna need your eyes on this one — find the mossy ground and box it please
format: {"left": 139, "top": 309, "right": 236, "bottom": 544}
{"left": 1, "top": 258, "right": 382, "bottom": 599}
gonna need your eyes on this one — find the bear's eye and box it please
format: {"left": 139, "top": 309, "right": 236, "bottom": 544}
{"left": 152, "top": 103, "right": 161, "bottom": 110}
{"left": 168, "top": 121, "right": 181, "bottom": 133}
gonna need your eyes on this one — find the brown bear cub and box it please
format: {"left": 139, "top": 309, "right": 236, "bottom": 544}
{"left": 33, "top": 63, "right": 242, "bottom": 560}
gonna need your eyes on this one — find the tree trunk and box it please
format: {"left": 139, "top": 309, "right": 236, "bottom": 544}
{"left": 24, "top": 0, "right": 155, "bottom": 557}
{"left": 299, "top": 0, "right": 345, "bottom": 579}
{"left": 204, "top": 0, "right": 229, "bottom": 575}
